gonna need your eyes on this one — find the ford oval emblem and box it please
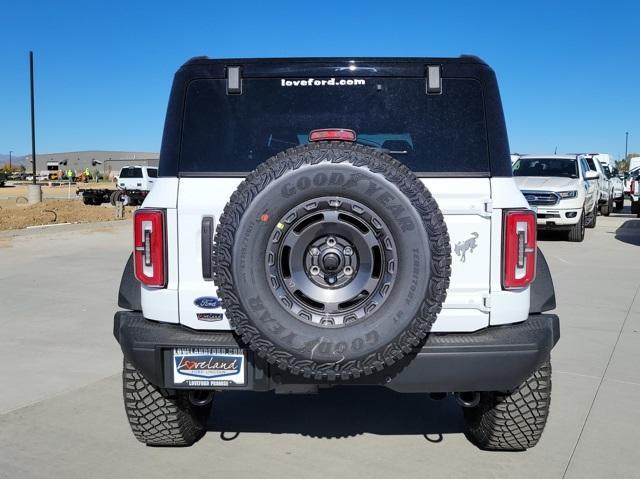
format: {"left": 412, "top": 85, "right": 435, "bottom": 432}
{"left": 194, "top": 297, "right": 222, "bottom": 309}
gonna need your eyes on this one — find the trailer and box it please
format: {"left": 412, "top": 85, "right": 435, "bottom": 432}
{"left": 77, "top": 188, "right": 149, "bottom": 206}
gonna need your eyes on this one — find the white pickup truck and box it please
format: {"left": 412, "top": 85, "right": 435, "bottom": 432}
{"left": 581, "top": 155, "right": 613, "bottom": 215}
{"left": 600, "top": 163, "right": 624, "bottom": 212}
{"left": 513, "top": 154, "right": 599, "bottom": 241}
{"left": 630, "top": 170, "right": 640, "bottom": 217}
{"left": 117, "top": 165, "right": 158, "bottom": 191}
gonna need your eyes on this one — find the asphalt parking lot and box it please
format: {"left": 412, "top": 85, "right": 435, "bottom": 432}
{"left": 1, "top": 206, "right": 639, "bottom": 479}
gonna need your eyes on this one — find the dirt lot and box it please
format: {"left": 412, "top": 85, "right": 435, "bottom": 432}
{"left": 0, "top": 181, "right": 115, "bottom": 201}
{"left": 0, "top": 198, "right": 132, "bottom": 230}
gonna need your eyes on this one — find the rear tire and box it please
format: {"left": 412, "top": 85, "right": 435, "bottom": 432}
{"left": 122, "top": 359, "right": 211, "bottom": 446}
{"left": 463, "top": 359, "right": 552, "bottom": 451}
{"left": 567, "top": 210, "right": 585, "bottom": 242}
{"left": 631, "top": 200, "right": 640, "bottom": 215}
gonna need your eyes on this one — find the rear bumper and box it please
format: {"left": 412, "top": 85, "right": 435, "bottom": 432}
{"left": 114, "top": 311, "right": 559, "bottom": 393}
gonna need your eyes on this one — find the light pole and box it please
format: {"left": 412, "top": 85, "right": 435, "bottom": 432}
{"left": 28, "top": 50, "right": 41, "bottom": 203}
{"left": 625, "top": 132, "right": 629, "bottom": 162}
{"left": 9, "top": 150, "right": 13, "bottom": 170}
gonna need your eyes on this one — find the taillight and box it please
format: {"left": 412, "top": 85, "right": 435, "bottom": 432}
{"left": 134, "top": 209, "right": 166, "bottom": 287}
{"left": 502, "top": 209, "right": 537, "bottom": 289}
{"left": 309, "top": 128, "right": 357, "bottom": 142}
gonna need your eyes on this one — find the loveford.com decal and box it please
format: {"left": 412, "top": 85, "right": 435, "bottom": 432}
{"left": 280, "top": 78, "right": 366, "bottom": 87}
{"left": 173, "top": 348, "right": 245, "bottom": 386}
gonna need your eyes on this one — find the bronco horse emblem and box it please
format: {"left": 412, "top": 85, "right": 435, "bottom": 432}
{"left": 454, "top": 232, "right": 479, "bottom": 262}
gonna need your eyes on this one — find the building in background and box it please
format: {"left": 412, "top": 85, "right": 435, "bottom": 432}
{"left": 25, "top": 150, "right": 159, "bottom": 178}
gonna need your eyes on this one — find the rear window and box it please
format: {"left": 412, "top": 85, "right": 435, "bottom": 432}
{"left": 119, "top": 167, "right": 143, "bottom": 178}
{"left": 179, "top": 78, "right": 489, "bottom": 175}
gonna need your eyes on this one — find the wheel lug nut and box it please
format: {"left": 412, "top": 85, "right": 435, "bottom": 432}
{"left": 310, "top": 266, "right": 320, "bottom": 275}
{"left": 343, "top": 246, "right": 353, "bottom": 256}
{"left": 310, "top": 247, "right": 320, "bottom": 256}
{"left": 326, "top": 237, "right": 336, "bottom": 247}
{"left": 344, "top": 266, "right": 353, "bottom": 276}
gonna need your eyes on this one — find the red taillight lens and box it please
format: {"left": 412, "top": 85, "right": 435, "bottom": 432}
{"left": 134, "top": 209, "right": 166, "bottom": 287}
{"left": 503, "top": 209, "right": 537, "bottom": 289}
{"left": 309, "top": 128, "right": 356, "bottom": 142}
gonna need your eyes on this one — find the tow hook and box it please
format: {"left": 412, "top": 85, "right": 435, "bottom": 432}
{"left": 188, "top": 390, "right": 214, "bottom": 407}
{"left": 454, "top": 391, "right": 481, "bottom": 408}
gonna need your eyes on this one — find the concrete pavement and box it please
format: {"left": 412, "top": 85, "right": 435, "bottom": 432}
{"left": 1, "top": 207, "right": 639, "bottom": 479}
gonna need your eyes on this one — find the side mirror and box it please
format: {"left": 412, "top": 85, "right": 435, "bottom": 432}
{"left": 585, "top": 170, "right": 600, "bottom": 180}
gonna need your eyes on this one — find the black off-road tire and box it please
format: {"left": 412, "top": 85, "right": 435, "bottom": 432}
{"left": 601, "top": 196, "right": 612, "bottom": 216}
{"left": 567, "top": 209, "right": 585, "bottom": 242}
{"left": 122, "top": 360, "right": 211, "bottom": 446}
{"left": 632, "top": 200, "right": 640, "bottom": 215}
{"left": 464, "top": 359, "right": 552, "bottom": 451}
{"left": 214, "top": 142, "right": 451, "bottom": 381}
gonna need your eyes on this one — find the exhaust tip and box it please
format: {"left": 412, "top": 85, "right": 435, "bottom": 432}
{"left": 455, "top": 391, "right": 480, "bottom": 408}
{"left": 188, "top": 390, "right": 214, "bottom": 407}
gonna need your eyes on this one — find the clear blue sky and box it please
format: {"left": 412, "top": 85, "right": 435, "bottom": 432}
{"left": 1, "top": 0, "right": 638, "bottom": 159}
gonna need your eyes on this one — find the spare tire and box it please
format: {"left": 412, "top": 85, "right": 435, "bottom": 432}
{"left": 214, "top": 142, "right": 451, "bottom": 380}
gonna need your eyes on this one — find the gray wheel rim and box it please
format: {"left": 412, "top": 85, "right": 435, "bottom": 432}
{"left": 266, "top": 196, "right": 397, "bottom": 327}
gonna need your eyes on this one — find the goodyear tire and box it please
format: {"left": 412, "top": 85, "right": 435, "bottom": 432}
{"left": 122, "top": 360, "right": 211, "bottom": 446}
{"left": 214, "top": 142, "right": 451, "bottom": 381}
{"left": 464, "top": 359, "right": 552, "bottom": 451}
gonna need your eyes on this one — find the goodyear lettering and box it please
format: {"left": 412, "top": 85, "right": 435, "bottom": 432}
{"left": 279, "top": 173, "right": 415, "bottom": 231}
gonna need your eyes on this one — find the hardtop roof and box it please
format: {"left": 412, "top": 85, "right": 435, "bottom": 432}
{"left": 180, "top": 55, "right": 487, "bottom": 69}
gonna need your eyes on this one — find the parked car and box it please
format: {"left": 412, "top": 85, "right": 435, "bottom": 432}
{"left": 581, "top": 155, "right": 613, "bottom": 215}
{"left": 513, "top": 154, "right": 599, "bottom": 241}
{"left": 113, "top": 56, "right": 559, "bottom": 450}
{"left": 0, "top": 171, "right": 6, "bottom": 187}
{"left": 600, "top": 164, "right": 624, "bottom": 211}
{"left": 78, "top": 165, "right": 158, "bottom": 206}
{"left": 630, "top": 171, "right": 640, "bottom": 217}
{"left": 117, "top": 165, "right": 157, "bottom": 191}
{"left": 624, "top": 166, "right": 640, "bottom": 196}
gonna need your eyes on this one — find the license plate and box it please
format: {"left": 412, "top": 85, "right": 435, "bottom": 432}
{"left": 172, "top": 347, "right": 245, "bottom": 387}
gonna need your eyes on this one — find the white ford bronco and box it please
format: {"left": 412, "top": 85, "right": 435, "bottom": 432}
{"left": 114, "top": 56, "right": 559, "bottom": 450}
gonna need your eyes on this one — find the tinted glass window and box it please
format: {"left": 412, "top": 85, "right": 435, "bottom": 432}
{"left": 120, "top": 167, "right": 143, "bottom": 178}
{"left": 180, "top": 78, "right": 489, "bottom": 174}
{"left": 513, "top": 158, "right": 578, "bottom": 178}
{"left": 580, "top": 159, "right": 590, "bottom": 177}
{"left": 147, "top": 168, "right": 158, "bottom": 178}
